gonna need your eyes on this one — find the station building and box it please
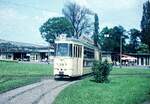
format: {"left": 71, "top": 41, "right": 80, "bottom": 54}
{"left": 0, "top": 39, "right": 54, "bottom": 62}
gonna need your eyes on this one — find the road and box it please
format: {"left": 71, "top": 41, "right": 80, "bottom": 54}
{"left": 0, "top": 79, "right": 77, "bottom": 104}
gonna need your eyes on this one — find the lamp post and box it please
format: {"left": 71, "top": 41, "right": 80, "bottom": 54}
{"left": 119, "top": 31, "right": 129, "bottom": 68}
{"left": 104, "top": 34, "right": 109, "bottom": 50}
{"left": 104, "top": 34, "right": 109, "bottom": 38}
{"left": 104, "top": 34, "right": 110, "bottom": 61}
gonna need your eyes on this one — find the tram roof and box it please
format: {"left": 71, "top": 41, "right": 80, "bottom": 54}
{"left": 55, "top": 38, "right": 99, "bottom": 49}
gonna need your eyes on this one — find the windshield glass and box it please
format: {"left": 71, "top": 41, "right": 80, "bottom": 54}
{"left": 56, "top": 43, "right": 69, "bottom": 56}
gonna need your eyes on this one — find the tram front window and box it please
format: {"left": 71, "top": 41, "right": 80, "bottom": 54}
{"left": 56, "top": 43, "right": 69, "bottom": 56}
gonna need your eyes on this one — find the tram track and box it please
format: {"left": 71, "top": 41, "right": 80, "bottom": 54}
{"left": 7, "top": 83, "right": 44, "bottom": 101}
{"left": 0, "top": 78, "right": 77, "bottom": 104}
{"left": 32, "top": 81, "right": 71, "bottom": 104}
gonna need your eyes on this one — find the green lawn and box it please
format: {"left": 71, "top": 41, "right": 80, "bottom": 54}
{"left": 54, "top": 67, "right": 150, "bottom": 104}
{"left": 0, "top": 61, "right": 53, "bottom": 93}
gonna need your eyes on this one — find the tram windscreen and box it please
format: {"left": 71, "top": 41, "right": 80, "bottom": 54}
{"left": 56, "top": 43, "right": 69, "bottom": 56}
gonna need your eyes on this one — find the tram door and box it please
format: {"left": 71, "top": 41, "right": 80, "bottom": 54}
{"left": 73, "top": 45, "right": 82, "bottom": 76}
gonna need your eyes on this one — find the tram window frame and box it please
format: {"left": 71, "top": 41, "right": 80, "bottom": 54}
{"left": 73, "top": 45, "right": 82, "bottom": 58}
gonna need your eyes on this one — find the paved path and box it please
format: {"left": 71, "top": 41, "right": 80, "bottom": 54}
{"left": 0, "top": 79, "right": 76, "bottom": 104}
{"left": 143, "top": 101, "right": 150, "bottom": 104}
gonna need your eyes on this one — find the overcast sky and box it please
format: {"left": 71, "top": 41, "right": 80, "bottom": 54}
{"left": 0, "top": 0, "right": 145, "bottom": 44}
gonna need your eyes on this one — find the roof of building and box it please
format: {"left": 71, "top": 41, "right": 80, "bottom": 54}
{"left": 0, "top": 39, "right": 53, "bottom": 53}
{"left": 0, "top": 39, "right": 50, "bottom": 48}
{"left": 126, "top": 53, "right": 150, "bottom": 56}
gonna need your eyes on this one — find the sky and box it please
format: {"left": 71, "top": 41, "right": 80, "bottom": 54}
{"left": 0, "top": 0, "right": 145, "bottom": 45}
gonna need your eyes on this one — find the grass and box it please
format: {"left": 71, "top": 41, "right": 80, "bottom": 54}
{"left": 54, "top": 67, "right": 150, "bottom": 104}
{"left": 0, "top": 61, "right": 53, "bottom": 93}
{"left": 111, "top": 67, "right": 150, "bottom": 75}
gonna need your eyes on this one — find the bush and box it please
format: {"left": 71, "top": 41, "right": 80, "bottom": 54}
{"left": 92, "top": 60, "right": 112, "bottom": 83}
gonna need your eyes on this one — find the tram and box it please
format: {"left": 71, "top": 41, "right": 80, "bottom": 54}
{"left": 54, "top": 35, "right": 101, "bottom": 78}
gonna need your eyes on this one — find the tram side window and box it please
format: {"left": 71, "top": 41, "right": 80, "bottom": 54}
{"left": 83, "top": 47, "right": 94, "bottom": 67}
{"left": 73, "top": 46, "right": 75, "bottom": 57}
{"left": 69, "top": 44, "right": 72, "bottom": 57}
{"left": 54, "top": 44, "right": 56, "bottom": 56}
{"left": 83, "top": 60, "right": 93, "bottom": 67}
{"left": 78, "top": 46, "right": 80, "bottom": 57}
{"left": 79, "top": 46, "right": 82, "bottom": 58}
{"left": 84, "top": 47, "right": 94, "bottom": 59}
{"left": 73, "top": 46, "right": 76, "bottom": 57}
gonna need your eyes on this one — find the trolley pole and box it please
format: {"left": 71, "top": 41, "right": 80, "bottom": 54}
{"left": 120, "top": 35, "right": 122, "bottom": 68}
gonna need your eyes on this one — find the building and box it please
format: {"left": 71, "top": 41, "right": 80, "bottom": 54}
{"left": 127, "top": 53, "right": 150, "bottom": 66}
{"left": 110, "top": 52, "right": 150, "bottom": 66}
{"left": 0, "top": 39, "right": 54, "bottom": 62}
{"left": 101, "top": 51, "right": 112, "bottom": 63}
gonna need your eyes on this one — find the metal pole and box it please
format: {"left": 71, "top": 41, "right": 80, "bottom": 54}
{"left": 120, "top": 35, "right": 122, "bottom": 68}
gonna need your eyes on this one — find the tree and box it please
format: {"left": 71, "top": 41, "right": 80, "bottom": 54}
{"left": 137, "top": 43, "right": 149, "bottom": 53}
{"left": 126, "top": 29, "right": 141, "bottom": 53}
{"left": 141, "top": 1, "right": 150, "bottom": 50}
{"left": 99, "top": 26, "right": 127, "bottom": 53}
{"left": 93, "top": 14, "right": 99, "bottom": 46}
{"left": 62, "top": 2, "right": 93, "bottom": 38}
{"left": 39, "top": 17, "right": 74, "bottom": 45}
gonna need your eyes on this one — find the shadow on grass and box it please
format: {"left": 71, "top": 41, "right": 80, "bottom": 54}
{"left": 90, "top": 79, "right": 111, "bottom": 83}
{"left": 54, "top": 77, "right": 81, "bottom": 81}
{"left": 54, "top": 73, "right": 93, "bottom": 81}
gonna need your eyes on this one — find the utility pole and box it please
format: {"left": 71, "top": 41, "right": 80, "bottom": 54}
{"left": 120, "top": 35, "right": 122, "bottom": 68}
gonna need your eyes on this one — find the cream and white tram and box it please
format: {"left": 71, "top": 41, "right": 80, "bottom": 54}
{"left": 54, "top": 37, "right": 101, "bottom": 78}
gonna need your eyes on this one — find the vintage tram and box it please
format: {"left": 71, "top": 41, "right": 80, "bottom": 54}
{"left": 54, "top": 36, "right": 101, "bottom": 78}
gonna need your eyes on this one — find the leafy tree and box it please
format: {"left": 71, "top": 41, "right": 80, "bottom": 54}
{"left": 62, "top": 2, "right": 93, "bottom": 38}
{"left": 137, "top": 43, "right": 149, "bottom": 53}
{"left": 141, "top": 1, "right": 150, "bottom": 50}
{"left": 99, "top": 26, "right": 127, "bottom": 52}
{"left": 93, "top": 13, "right": 99, "bottom": 46}
{"left": 126, "top": 29, "right": 141, "bottom": 53}
{"left": 39, "top": 17, "right": 74, "bottom": 45}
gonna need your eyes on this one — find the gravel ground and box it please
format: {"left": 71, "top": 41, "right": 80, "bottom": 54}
{"left": 0, "top": 79, "right": 77, "bottom": 104}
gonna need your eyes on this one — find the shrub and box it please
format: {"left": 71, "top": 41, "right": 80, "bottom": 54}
{"left": 92, "top": 60, "right": 112, "bottom": 83}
